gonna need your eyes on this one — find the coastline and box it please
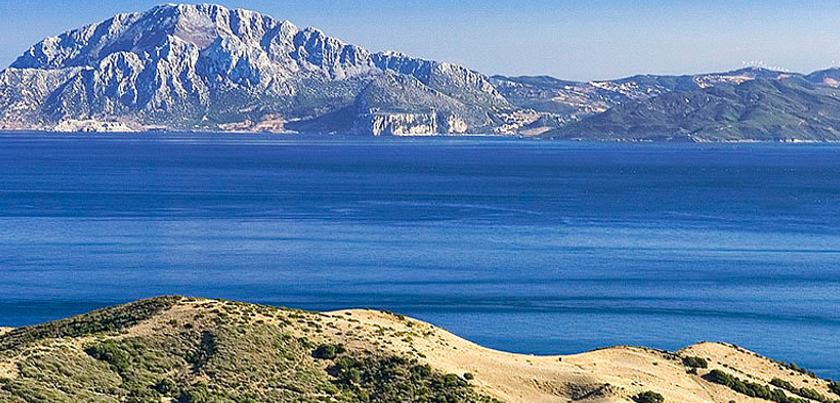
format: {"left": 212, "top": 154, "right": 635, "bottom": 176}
{"left": 2, "top": 128, "right": 840, "bottom": 143}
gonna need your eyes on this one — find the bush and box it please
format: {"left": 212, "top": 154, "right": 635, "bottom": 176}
{"left": 707, "top": 370, "right": 735, "bottom": 387}
{"left": 179, "top": 383, "right": 210, "bottom": 403}
{"left": 84, "top": 340, "right": 131, "bottom": 373}
{"left": 634, "top": 391, "right": 665, "bottom": 403}
{"left": 329, "top": 356, "right": 496, "bottom": 403}
{"left": 771, "top": 379, "right": 795, "bottom": 390}
{"left": 830, "top": 381, "right": 840, "bottom": 397}
{"left": 682, "top": 356, "right": 709, "bottom": 369}
{"left": 312, "top": 343, "right": 346, "bottom": 360}
{"left": 706, "top": 370, "right": 812, "bottom": 403}
{"left": 464, "top": 373, "right": 474, "bottom": 381}
{"left": 772, "top": 378, "right": 830, "bottom": 402}
{"left": 154, "top": 378, "right": 178, "bottom": 396}
{"left": 798, "top": 388, "right": 825, "bottom": 401}
{"left": 126, "top": 387, "right": 161, "bottom": 403}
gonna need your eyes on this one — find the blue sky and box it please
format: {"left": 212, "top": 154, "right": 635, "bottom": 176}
{"left": 2, "top": 0, "right": 840, "bottom": 81}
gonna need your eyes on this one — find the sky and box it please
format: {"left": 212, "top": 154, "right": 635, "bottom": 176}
{"left": 2, "top": 0, "right": 840, "bottom": 81}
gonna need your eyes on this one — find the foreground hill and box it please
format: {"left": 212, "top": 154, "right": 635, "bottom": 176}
{"left": 1, "top": 297, "right": 838, "bottom": 403}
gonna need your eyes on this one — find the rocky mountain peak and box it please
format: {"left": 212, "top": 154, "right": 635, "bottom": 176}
{"left": 0, "top": 4, "right": 507, "bottom": 134}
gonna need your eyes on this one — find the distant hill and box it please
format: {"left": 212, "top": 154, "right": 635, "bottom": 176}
{"left": 489, "top": 67, "right": 808, "bottom": 137}
{"left": 2, "top": 296, "right": 839, "bottom": 403}
{"left": 542, "top": 76, "right": 840, "bottom": 142}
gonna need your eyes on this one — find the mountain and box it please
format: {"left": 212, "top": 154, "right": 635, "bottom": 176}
{"left": 542, "top": 75, "right": 840, "bottom": 141}
{"left": 0, "top": 4, "right": 510, "bottom": 135}
{"left": 3, "top": 4, "right": 840, "bottom": 140}
{"left": 1, "top": 297, "right": 839, "bottom": 403}
{"left": 489, "top": 67, "right": 802, "bottom": 135}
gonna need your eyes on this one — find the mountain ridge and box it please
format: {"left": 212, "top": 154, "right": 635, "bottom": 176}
{"left": 3, "top": 4, "right": 840, "bottom": 140}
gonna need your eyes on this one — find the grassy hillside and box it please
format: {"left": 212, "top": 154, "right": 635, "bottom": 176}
{"left": 1, "top": 297, "right": 838, "bottom": 403}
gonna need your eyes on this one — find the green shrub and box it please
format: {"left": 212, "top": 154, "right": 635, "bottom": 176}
{"left": 154, "top": 378, "right": 178, "bottom": 396}
{"left": 830, "top": 381, "right": 840, "bottom": 397}
{"left": 410, "top": 364, "right": 432, "bottom": 379}
{"left": 312, "top": 344, "right": 346, "bottom": 360}
{"left": 179, "top": 383, "right": 210, "bottom": 403}
{"left": 464, "top": 373, "right": 474, "bottom": 381}
{"left": 634, "top": 391, "right": 665, "bottom": 403}
{"left": 771, "top": 379, "right": 795, "bottom": 390}
{"left": 682, "top": 356, "right": 709, "bottom": 369}
{"left": 772, "top": 378, "right": 830, "bottom": 402}
{"left": 125, "top": 387, "right": 160, "bottom": 403}
{"left": 84, "top": 341, "right": 131, "bottom": 373}
{"left": 706, "top": 370, "right": 811, "bottom": 403}
{"left": 707, "top": 370, "right": 735, "bottom": 387}
{"left": 798, "top": 388, "right": 825, "bottom": 401}
{"left": 329, "top": 356, "right": 498, "bottom": 403}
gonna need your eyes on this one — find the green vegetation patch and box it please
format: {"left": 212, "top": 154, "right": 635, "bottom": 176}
{"left": 633, "top": 391, "right": 665, "bottom": 403}
{"left": 17, "top": 348, "right": 123, "bottom": 396}
{"left": 830, "top": 381, "right": 840, "bottom": 397}
{"left": 313, "top": 344, "right": 347, "bottom": 360}
{"left": 770, "top": 378, "right": 838, "bottom": 403}
{"left": 0, "top": 296, "right": 181, "bottom": 352}
{"left": 330, "top": 355, "right": 500, "bottom": 403}
{"left": 682, "top": 356, "right": 709, "bottom": 369}
{"left": 703, "top": 370, "right": 839, "bottom": 403}
{"left": 0, "top": 299, "right": 504, "bottom": 403}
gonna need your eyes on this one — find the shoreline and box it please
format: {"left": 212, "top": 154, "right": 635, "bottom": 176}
{"left": 2, "top": 129, "right": 840, "bottom": 144}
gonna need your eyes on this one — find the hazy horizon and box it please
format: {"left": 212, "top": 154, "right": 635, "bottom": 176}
{"left": 2, "top": 0, "right": 840, "bottom": 81}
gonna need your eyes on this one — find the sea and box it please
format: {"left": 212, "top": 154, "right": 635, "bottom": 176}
{"left": 1, "top": 133, "right": 838, "bottom": 378}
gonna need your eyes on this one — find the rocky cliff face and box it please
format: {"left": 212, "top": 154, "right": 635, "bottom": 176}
{"left": 0, "top": 4, "right": 507, "bottom": 134}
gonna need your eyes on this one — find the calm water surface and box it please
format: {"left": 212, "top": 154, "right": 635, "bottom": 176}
{"left": 1, "top": 133, "right": 839, "bottom": 377}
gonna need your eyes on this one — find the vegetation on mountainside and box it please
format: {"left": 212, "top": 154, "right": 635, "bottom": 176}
{"left": 634, "top": 390, "right": 665, "bottom": 403}
{"left": 544, "top": 77, "right": 840, "bottom": 142}
{"left": 829, "top": 381, "right": 840, "bottom": 397}
{"left": 0, "top": 298, "right": 501, "bottom": 403}
{"left": 329, "top": 356, "right": 499, "bottom": 403}
{"left": 771, "top": 378, "right": 836, "bottom": 403}
{"left": 0, "top": 296, "right": 181, "bottom": 353}
{"left": 706, "top": 370, "right": 840, "bottom": 403}
{"left": 682, "top": 356, "right": 709, "bottom": 369}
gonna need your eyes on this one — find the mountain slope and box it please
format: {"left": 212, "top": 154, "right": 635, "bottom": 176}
{"left": 542, "top": 77, "right": 840, "bottom": 141}
{"left": 0, "top": 4, "right": 507, "bottom": 134}
{"left": 490, "top": 67, "right": 797, "bottom": 121}
{"left": 2, "top": 297, "right": 839, "bottom": 403}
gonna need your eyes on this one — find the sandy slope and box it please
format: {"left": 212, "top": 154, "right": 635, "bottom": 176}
{"left": 306, "top": 308, "right": 836, "bottom": 403}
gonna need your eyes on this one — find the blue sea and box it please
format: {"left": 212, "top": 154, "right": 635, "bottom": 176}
{"left": 1, "top": 133, "right": 839, "bottom": 378}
